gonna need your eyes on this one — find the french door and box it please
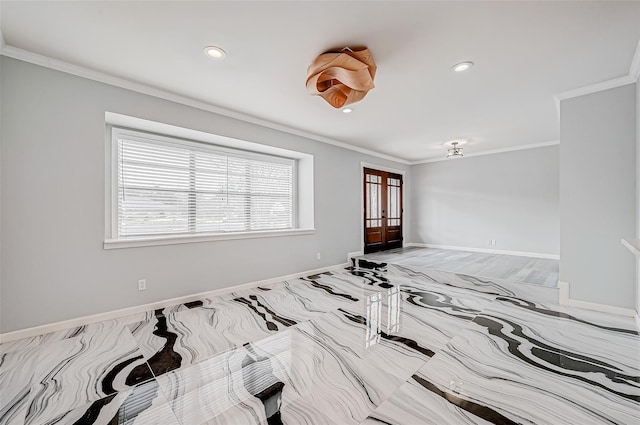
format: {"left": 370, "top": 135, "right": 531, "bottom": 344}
{"left": 363, "top": 168, "right": 403, "bottom": 253}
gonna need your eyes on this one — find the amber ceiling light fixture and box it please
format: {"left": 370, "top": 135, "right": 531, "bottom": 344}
{"left": 306, "top": 47, "right": 377, "bottom": 109}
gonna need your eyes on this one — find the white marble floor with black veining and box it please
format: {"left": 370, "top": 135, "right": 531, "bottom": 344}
{"left": 0, "top": 259, "right": 637, "bottom": 425}
{"left": 363, "top": 247, "right": 560, "bottom": 287}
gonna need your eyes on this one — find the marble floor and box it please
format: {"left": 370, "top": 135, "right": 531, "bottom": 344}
{"left": 364, "top": 247, "right": 560, "bottom": 287}
{"left": 0, "top": 258, "right": 637, "bottom": 425}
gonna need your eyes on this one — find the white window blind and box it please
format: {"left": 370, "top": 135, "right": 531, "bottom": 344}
{"left": 115, "top": 130, "right": 294, "bottom": 238}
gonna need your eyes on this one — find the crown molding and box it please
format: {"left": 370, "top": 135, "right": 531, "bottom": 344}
{"left": 631, "top": 40, "right": 640, "bottom": 82}
{"left": 555, "top": 39, "right": 640, "bottom": 104}
{"left": 0, "top": 44, "right": 557, "bottom": 166}
{"left": 554, "top": 75, "right": 636, "bottom": 104}
{"left": 2, "top": 38, "right": 636, "bottom": 166}
{"left": 0, "top": 45, "right": 411, "bottom": 165}
{"left": 409, "top": 140, "right": 560, "bottom": 165}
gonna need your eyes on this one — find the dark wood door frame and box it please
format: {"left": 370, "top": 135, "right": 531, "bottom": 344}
{"left": 361, "top": 164, "right": 404, "bottom": 254}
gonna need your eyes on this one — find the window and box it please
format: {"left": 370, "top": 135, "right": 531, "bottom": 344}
{"left": 105, "top": 122, "right": 314, "bottom": 248}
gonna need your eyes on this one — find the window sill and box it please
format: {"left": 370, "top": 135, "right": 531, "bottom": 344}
{"left": 104, "top": 228, "right": 316, "bottom": 250}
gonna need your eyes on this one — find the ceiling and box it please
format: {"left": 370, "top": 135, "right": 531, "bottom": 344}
{"left": 2, "top": 1, "right": 640, "bottom": 162}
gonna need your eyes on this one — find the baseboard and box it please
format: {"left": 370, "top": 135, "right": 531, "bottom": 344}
{"left": 635, "top": 310, "right": 640, "bottom": 330}
{"left": 0, "top": 261, "right": 350, "bottom": 344}
{"left": 347, "top": 251, "right": 363, "bottom": 260}
{"left": 405, "top": 243, "right": 559, "bottom": 260}
{"left": 558, "top": 281, "right": 637, "bottom": 317}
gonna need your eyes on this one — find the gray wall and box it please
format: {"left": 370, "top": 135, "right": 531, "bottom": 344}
{"left": 560, "top": 84, "right": 636, "bottom": 309}
{"left": 0, "top": 57, "right": 411, "bottom": 332}
{"left": 411, "top": 146, "right": 560, "bottom": 255}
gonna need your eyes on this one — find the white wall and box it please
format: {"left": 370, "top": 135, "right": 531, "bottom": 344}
{"left": 410, "top": 146, "right": 560, "bottom": 256}
{"left": 637, "top": 77, "right": 640, "bottom": 316}
{"left": 0, "top": 57, "right": 411, "bottom": 333}
{"left": 560, "top": 84, "right": 636, "bottom": 309}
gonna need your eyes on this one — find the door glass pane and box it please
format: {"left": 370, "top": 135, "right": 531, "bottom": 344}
{"left": 371, "top": 183, "right": 378, "bottom": 219}
{"left": 389, "top": 186, "right": 397, "bottom": 218}
{"left": 378, "top": 183, "right": 382, "bottom": 219}
{"left": 366, "top": 184, "right": 371, "bottom": 219}
{"left": 365, "top": 173, "right": 383, "bottom": 229}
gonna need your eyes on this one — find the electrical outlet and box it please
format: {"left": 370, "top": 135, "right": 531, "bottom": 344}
{"left": 487, "top": 239, "right": 492, "bottom": 246}
{"left": 491, "top": 239, "right": 496, "bottom": 246}
{"left": 316, "top": 252, "right": 321, "bottom": 260}
{"left": 138, "top": 279, "right": 147, "bottom": 291}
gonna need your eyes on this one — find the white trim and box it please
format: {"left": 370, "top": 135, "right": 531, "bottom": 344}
{"left": 360, "top": 163, "right": 408, "bottom": 254}
{"left": 360, "top": 162, "right": 408, "bottom": 176}
{"left": 554, "top": 92, "right": 561, "bottom": 120}
{"left": 553, "top": 40, "right": 640, "bottom": 115}
{"left": 103, "top": 113, "right": 315, "bottom": 246}
{"left": 360, "top": 166, "right": 365, "bottom": 255}
{"left": 105, "top": 112, "right": 313, "bottom": 161}
{"left": 108, "top": 125, "right": 118, "bottom": 239}
{"left": 0, "top": 261, "right": 348, "bottom": 343}
{"left": 636, "top": 67, "right": 640, "bottom": 325}
{"left": 558, "top": 281, "right": 637, "bottom": 317}
{"left": 621, "top": 238, "right": 640, "bottom": 258}
{"left": 554, "top": 75, "right": 636, "bottom": 103}
{"left": 405, "top": 243, "right": 560, "bottom": 260}
{"left": 629, "top": 40, "right": 640, "bottom": 82}
{"left": 0, "top": 45, "right": 410, "bottom": 165}
{"left": 347, "top": 251, "right": 363, "bottom": 260}
{"left": 3, "top": 42, "right": 640, "bottom": 165}
{"left": 409, "top": 140, "right": 560, "bottom": 165}
{"left": 104, "top": 228, "right": 316, "bottom": 249}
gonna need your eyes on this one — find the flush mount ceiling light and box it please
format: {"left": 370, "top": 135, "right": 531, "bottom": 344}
{"left": 306, "top": 47, "right": 377, "bottom": 109}
{"left": 342, "top": 108, "right": 354, "bottom": 114}
{"left": 446, "top": 141, "right": 465, "bottom": 159}
{"left": 452, "top": 61, "right": 473, "bottom": 72}
{"left": 203, "top": 46, "right": 226, "bottom": 59}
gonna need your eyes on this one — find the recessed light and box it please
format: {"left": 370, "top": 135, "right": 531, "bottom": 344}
{"left": 452, "top": 61, "right": 473, "bottom": 72}
{"left": 204, "top": 46, "right": 226, "bottom": 59}
{"left": 342, "top": 108, "right": 353, "bottom": 114}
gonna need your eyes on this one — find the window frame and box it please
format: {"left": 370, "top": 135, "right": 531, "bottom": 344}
{"left": 105, "top": 121, "right": 314, "bottom": 249}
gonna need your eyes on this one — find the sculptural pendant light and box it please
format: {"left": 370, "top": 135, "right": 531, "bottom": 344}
{"left": 306, "top": 47, "right": 377, "bottom": 109}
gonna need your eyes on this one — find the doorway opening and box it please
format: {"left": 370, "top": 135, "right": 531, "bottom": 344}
{"left": 363, "top": 167, "right": 403, "bottom": 254}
